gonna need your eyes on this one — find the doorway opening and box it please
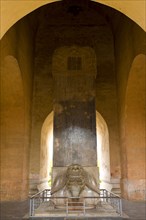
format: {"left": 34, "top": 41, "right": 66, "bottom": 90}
{"left": 40, "top": 111, "right": 110, "bottom": 189}
{"left": 96, "top": 111, "right": 110, "bottom": 190}
{"left": 40, "top": 112, "right": 53, "bottom": 188}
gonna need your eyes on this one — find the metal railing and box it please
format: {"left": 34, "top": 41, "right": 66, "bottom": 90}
{"left": 99, "top": 189, "right": 122, "bottom": 215}
{"left": 29, "top": 189, "right": 51, "bottom": 216}
{"left": 29, "top": 188, "right": 122, "bottom": 217}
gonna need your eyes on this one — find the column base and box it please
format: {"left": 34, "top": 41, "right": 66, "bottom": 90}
{"left": 121, "top": 178, "right": 145, "bottom": 200}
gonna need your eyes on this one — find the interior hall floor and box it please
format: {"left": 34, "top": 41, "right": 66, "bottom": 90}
{"left": 0, "top": 199, "right": 146, "bottom": 220}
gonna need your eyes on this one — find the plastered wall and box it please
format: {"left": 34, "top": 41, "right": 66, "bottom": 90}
{"left": 115, "top": 18, "right": 146, "bottom": 200}
{"left": 0, "top": 18, "right": 34, "bottom": 201}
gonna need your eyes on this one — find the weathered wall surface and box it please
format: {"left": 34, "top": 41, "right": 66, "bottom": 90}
{"left": 1, "top": 0, "right": 145, "bottom": 39}
{"left": 124, "top": 54, "right": 146, "bottom": 200}
{"left": 96, "top": 112, "right": 110, "bottom": 184}
{"left": 1, "top": 0, "right": 145, "bottom": 205}
{"left": 29, "top": 2, "right": 120, "bottom": 191}
{"left": 53, "top": 46, "right": 97, "bottom": 167}
{"left": 40, "top": 112, "right": 53, "bottom": 185}
{"left": 1, "top": 56, "right": 26, "bottom": 201}
{"left": 115, "top": 17, "right": 146, "bottom": 200}
{"left": 0, "top": 17, "right": 34, "bottom": 201}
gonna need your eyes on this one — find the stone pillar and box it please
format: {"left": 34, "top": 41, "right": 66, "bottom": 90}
{"left": 52, "top": 46, "right": 97, "bottom": 167}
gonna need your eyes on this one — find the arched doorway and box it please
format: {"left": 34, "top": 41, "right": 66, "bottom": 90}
{"left": 39, "top": 110, "right": 111, "bottom": 191}
{"left": 96, "top": 111, "right": 111, "bottom": 190}
{"left": 1, "top": 1, "right": 145, "bottom": 219}
{"left": 121, "top": 54, "right": 146, "bottom": 200}
{"left": 0, "top": 56, "right": 28, "bottom": 201}
{"left": 39, "top": 112, "right": 53, "bottom": 190}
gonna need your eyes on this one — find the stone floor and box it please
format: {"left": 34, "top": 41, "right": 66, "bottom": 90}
{"left": 122, "top": 199, "right": 146, "bottom": 220}
{"left": 32, "top": 201, "right": 126, "bottom": 218}
{"left": 0, "top": 199, "right": 145, "bottom": 220}
{"left": 0, "top": 200, "right": 29, "bottom": 220}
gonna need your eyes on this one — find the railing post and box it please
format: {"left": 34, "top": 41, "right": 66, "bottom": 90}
{"left": 43, "top": 190, "right": 46, "bottom": 202}
{"left": 29, "top": 198, "right": 32, "bottom": 216}
{"left": 119, "top": 198, "right": 122, "bottom": 216}
{"left": 106, "top": 189, "right": 108, "bottom": 202}
{"left": 103, "top": 189, "right": 105, "bottom": 201}
{"left": 29, "top": 199, "right": 34, "bottom": 216}
{"left": 42, "top": 191, "right": 44, "bottom": 202}
{"left": 66, "top": 199, "right": 68, "bottom": 216}
{"left": 83, "top": 198, "right": 85, "bottom": 216}
{"left": 109, "top": 192, "right": 111, "bottom": 205}
{"left": 46, "top": 189, "right": 47, "bottom": 201}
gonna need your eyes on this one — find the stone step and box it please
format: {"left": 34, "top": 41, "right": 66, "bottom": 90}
{"left": 111, "top": 190, "right": 121, "bottom": 197}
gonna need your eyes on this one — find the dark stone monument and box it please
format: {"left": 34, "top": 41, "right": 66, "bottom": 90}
{"left": 52, "top": 46, "right": 99, "bottom": 205}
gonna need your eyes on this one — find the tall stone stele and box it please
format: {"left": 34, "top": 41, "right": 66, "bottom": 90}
{"left": 52, "top": 46, "right": 99, "bottom": 206}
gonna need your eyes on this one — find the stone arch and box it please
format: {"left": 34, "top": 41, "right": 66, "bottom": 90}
{"left": 39, "top": 110, "right": 111, "bottom": 190}
{"left": 96, "top": 111, "right": 111, "bottom": 190}
{"left": 121, "top": 54, "right": 146, "bottom": 200}
{"left": 1, "top": 55, "right": 28, "bottom": 201}
{"left": 39, "top": 112, "right": 54, "bottom": 189}
{"left": 1, "top": 0, "right": 145, "bottom": 39}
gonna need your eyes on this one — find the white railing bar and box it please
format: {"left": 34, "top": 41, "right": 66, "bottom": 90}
{"left": 30, "top": 189, "right": 51, "bottom": 199}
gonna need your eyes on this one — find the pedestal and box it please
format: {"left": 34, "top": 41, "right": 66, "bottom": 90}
{"left": 51, "top": 166, "right": 100, "bottom": 208}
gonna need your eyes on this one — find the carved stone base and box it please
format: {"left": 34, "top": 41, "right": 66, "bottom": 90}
{"left": 50, "top": 165, "right": 100, "bottom": 208}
